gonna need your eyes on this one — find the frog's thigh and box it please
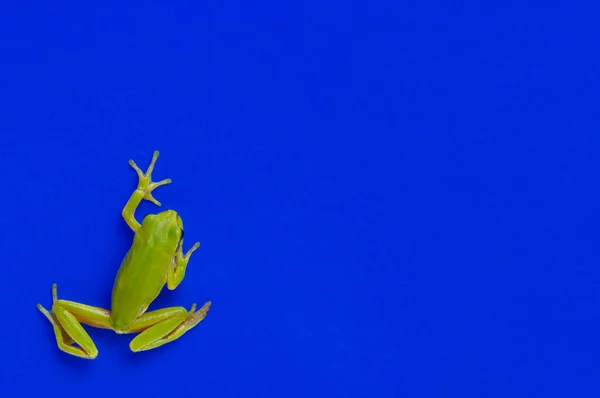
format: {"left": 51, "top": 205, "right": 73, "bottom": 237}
{"left": 128, "top": 307, "right": 188, "bottom": 352}
{"left": 128, "top": 302, "right": 210, "bottom": 352}
{"left": 38, "top": 285, "right": 110, "bottom": 359}
{"left": 54, "top": 303, "right": 100, "bottom": 358}
{"left": 128, "top": 306, "right": 188, "bottom": 332}
{"left": 38, "top": 302, "right": 100, "bottom": 359}
{"left": 57, "top": 300, "right": 112, "bottom": 329}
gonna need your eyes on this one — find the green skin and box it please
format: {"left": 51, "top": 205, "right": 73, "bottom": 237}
{"left": 37, "top": 151, "right": 211, "bottom": 359}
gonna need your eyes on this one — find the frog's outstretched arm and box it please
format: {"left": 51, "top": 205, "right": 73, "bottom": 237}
{"left": 122, "top": 151, "right": 171, "bottom": 232}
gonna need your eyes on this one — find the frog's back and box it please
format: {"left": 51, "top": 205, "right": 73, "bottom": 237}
{"left": 110, "top": 214, "right": 180, "bottom": 332}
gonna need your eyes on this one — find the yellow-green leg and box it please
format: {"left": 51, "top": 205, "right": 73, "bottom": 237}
{"left": 128, "top": 301, "right": 211, "bottom": 352}
{"left": 122, "top": 150, "right": 171, "bottom": 232}
{"left": 38, "top": 284, "right": 212, "bottom": 358}
{"left": 167, "top": 240, "right": 201, "bottom": 290}
{"left": 37, "top": 284, "right": 112, "bottom": 359}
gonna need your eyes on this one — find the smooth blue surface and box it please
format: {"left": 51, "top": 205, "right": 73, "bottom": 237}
{"left": 1, "top": 1, "right": 600, "bottom": 397}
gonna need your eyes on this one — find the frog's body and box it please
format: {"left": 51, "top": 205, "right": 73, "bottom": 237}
{"left": 111, "top": 211, "right": 183, "bottom": 332}
{"left": 37, "top": 151, "right": 210, "bottom": 359}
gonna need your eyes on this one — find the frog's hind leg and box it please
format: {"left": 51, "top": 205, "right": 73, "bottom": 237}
{"left": 37, "top": 284, "right": 112, "bottom": 359}
{"left": 37, "top": 304, "right": 86, "bottom": 358}
{"left": 128, "top": 301, "right": 211, "bottom": 352}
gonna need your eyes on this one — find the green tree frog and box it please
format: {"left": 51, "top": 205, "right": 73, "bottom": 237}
{"left": 37, "top": 151, "right": 211, "bottom": 359}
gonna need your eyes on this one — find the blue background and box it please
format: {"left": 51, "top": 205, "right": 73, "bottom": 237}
{"left": 1, "top": 1, "right": 599, "bottom": 397}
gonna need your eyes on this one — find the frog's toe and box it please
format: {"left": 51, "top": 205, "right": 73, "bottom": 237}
{"left": 183, "top": 301, "right": 211, "bottom": 328}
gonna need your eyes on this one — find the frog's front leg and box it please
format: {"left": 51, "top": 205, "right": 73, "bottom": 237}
{"left": 122, "top": 150, "right": 172, "bottom": 232}
{"left": 37, "top": 284, "right": 112, "bottom": 359}
{"left": 167, "top": 240, "right": 201, "bottom": 290}
{"left": 127, "top": 301, "right": 211, "bottom": 352}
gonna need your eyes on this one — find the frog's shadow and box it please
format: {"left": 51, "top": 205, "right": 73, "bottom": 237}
{"left": 49, "top": 326, "right": 111, "bottom": 369}
{"left": 55, "top": 347, "right": 94, "bottom": 370}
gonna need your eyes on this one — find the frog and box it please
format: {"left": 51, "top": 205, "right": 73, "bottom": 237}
{"left": 37, "top": 151, "right": 211, "bottom": 359}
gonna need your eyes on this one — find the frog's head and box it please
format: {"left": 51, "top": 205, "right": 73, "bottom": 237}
{"left": 156, "top": 209, "right": 184, "bottom": 230}
{"left": 141, "top": 210, "right": 184, "bottom": 248}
